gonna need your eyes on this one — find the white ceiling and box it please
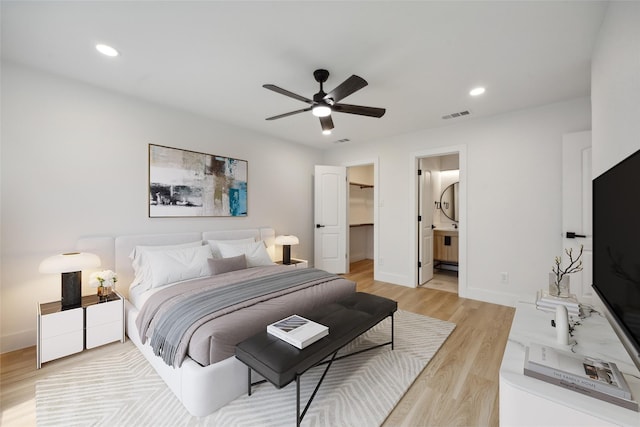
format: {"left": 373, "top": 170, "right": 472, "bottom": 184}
{"left": 1, "top": 1, "right": 607, "bottom": 149}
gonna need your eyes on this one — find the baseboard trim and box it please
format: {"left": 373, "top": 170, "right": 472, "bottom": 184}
{"left": 1, "top": 328, "right": 36, "bottom": 354}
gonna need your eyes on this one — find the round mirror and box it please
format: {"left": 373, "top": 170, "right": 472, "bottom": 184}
{"left": 440, "top": 182, "right": 459, "bottom": 222}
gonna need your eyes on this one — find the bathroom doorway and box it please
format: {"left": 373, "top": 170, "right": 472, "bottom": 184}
{"left": 413, "top": 147, "right": 466, "bottom": 296}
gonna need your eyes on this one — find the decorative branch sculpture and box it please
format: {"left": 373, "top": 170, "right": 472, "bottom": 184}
{"left": 551, "top": 245, "right": 584, "bottom": 294}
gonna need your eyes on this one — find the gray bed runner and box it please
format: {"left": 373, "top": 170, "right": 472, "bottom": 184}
{"left": 147, "top": 268, "right": 335, "bottom": 366}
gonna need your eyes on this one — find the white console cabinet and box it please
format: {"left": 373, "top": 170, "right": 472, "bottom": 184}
{"left": 500, "top": 302, "right": 640, "bottom": 426}
{"left": 37, "top": 292, "right": 125, "bottom": 368}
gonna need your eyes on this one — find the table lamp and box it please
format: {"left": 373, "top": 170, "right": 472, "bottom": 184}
{"left": 39, "top": 252, "right": 101, "bottom": 309}
{"left": 274, "top": 235, "right": 299, "bottom": 265}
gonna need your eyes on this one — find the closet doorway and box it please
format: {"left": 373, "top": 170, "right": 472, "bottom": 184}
{"left": 348, "top": 164, "right": 375, "bottom": 282}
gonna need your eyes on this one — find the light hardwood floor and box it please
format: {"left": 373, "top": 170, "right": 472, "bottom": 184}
{"left": 348, "top": 259, "right": 514, "bottom": 426}
{"left": 0, "top": 260, "right": 514, "bottom": 426}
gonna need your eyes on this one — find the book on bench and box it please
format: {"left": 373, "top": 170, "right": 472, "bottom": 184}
{"left": 267, "top": 314, "right": 329, "bottom": 349}
{"left": 524, "top": 342, "right": 638, "bottom": 411}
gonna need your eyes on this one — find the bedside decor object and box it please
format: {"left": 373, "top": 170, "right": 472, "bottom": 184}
{"left": 39, "top": 252, "right": 101, "bottom": 309}
{"left": 549, "top": 245, "right": 583, "bottom": 297}
{"left": 90, "top": 270, "right": 118, "bottom": 298}
{"left": 274, "top": 235, "right": 299, "bottom": 265}
{"left": 149, "top": 144, "right": 247, "bottom": 218}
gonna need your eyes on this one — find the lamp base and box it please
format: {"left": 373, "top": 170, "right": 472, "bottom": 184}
{"left": 61, "top": 271, "right": 82, "bottom": 309}
{"left": 282, "top": 245, "right": 292, "bottom": 265}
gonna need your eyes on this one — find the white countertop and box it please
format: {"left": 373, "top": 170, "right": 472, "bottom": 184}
{"left": 500, "top": 301, "right": 640, "bottom": 426}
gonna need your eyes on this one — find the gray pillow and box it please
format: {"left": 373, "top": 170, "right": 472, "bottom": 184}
{"left": 208, "top": 254, "right": 247, "bottom": 275}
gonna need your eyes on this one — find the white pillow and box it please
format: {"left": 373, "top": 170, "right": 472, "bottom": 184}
{"left": 145, "top": 245, "right": 213, "bottom": 289}
{"left": 218, "top": 241, "right": 274, "bottom": 267}
{"left": 207, "top": 238, "right": 255, "bottom": 259}
{"left": 129, "top": 241, "right": 202, "bottom": 291}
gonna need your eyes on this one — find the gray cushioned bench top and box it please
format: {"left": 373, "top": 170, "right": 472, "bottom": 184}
{"left": 235, "top": 292, "right": 397, "bottom": 388}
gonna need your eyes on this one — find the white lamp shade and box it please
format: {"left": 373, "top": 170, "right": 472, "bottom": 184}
{"left": 39, "top": 252, "right": 101, "bottom": 274}
{"left": 274, "top": 235, "right": 299, "bottom": 246}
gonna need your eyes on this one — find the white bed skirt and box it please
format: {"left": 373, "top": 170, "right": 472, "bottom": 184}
{"left": 126, "top": 301, "right": 250, "bottom": 417}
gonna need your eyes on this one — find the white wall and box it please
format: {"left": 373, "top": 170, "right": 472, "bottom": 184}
{"left": 323, "top": 98, "right": 591, "bottom": 306}
{"left": 0, "top": 62, "right": 323, "bottom": 352}
{"left": 591, "top": 1, "right": 640, "bottom": 177}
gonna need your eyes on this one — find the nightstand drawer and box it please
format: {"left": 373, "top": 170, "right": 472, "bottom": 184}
{"left": 86, "top": 299, "right": 121, "bottom": 327}
{"left": 86, "top": 321, "right": 123, "bottom": 349}
{"left": 40, "top": 308, "right": 83, "bottom": 339}
{"left": 41, "top": 331, "right": 83, "bottom": 363}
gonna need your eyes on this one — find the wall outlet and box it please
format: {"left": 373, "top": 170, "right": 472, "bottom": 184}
{"left": 500, "top": 272, "right": 509, "bottom": 284}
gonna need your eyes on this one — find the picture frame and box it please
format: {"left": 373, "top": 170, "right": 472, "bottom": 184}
{"left": 148, "top": 144, "right": 248, "bottom": 217}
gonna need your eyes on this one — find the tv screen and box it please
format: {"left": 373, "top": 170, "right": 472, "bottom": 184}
{"left": 593, "top": 148, "right": 640, "bottom": 371}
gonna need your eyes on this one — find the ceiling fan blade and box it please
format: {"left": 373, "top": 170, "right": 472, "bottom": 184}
{"left": 263, "top": 84, "right": 313, "bottom": 104}
{"left": 266, "top": 107, "right": 312, "bottom": 121}
{"left": 320, "top": 115, "right": 334, "bottom": 131}
{"left": 325, "top": 75, "right": 368, "bottom": 103}
{"left": 332, "top": 103, "right": 386, "bottom": 118}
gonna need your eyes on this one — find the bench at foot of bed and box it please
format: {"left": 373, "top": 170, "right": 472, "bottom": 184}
{"left": 235, "top": 292, "right": 398, "bottom": 427}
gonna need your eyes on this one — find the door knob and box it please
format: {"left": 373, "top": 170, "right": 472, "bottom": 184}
{"left": 316, "top": 224, "right": 325, "bottom": 228}
{"left": 566, "top": 232, "right": 586, "bottom": 239}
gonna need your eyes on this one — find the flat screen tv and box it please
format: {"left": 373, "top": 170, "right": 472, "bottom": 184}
{"left": 593, "top": 148, "right": 640, "bottom": 371}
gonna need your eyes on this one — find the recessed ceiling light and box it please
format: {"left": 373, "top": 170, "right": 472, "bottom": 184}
{"left": 96, "top": 44, "right": 119, "bottom": 57}
{"left": 469, "top": 87, "right": 485, "bottom": 96}
{"left": 322, "top": 129, "right": 332, "bottom": 135}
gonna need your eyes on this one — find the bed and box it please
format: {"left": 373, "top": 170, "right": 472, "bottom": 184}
{"left": 76, "top": 227, "right": 356, "bottom": 417}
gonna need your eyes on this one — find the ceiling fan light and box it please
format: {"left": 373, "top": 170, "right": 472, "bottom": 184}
{"left": 322, "top": 129, "right": 332, "bottom": 135}
{"left": 312, "top": 105, "right": 331, "bottom": 117}
{"left": 96, "top": 43, "right": 119, "bottom": 57}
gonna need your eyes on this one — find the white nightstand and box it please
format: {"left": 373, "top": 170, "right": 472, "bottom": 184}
{"left": 277, "top": 258, "right": 308, "bottom": 268}
{"left": 37, "top": 292, "right": 125, "bottom": 368}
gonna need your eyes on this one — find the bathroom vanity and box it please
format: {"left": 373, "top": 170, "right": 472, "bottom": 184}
{"left": 434, "top": 229, "right": 459, "bottom": 265}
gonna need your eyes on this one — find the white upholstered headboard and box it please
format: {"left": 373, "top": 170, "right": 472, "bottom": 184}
{"left": 77, "top": 227, "right": 276, "bottom": 299}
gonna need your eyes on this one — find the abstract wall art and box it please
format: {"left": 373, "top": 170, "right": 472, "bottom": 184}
{"left": 149, "top": 144, "right": 247, "bottom": 217}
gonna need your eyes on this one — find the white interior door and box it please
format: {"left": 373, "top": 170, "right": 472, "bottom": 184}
{"left": 419, "top": 170, "right": 434, "bottom": 284}
{"left": 562, "top": 131, "right": 593, "bottom": 302}
{"left": 314, "top": 165, "right": 348, "bottom": 273}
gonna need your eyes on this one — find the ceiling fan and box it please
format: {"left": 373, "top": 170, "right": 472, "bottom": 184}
{"left": 263, "top": 69, "right": 386, "bottom": 133}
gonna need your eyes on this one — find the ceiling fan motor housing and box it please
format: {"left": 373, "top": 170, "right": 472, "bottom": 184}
{"left": 313, "top": 69, "right": 330, "bottom": 84}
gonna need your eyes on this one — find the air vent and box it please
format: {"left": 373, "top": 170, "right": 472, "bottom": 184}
{"left": 332, "top": 138, "right": 351, "bottom": 144}
{"left": 442, "top": 110, "right": 471, "bottom": 120}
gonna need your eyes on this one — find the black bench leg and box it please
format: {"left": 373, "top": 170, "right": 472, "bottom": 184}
{"left": 296, "top": 375, "right": 301, "bottom": 427}
{"left": 296, "top": 350, "right": 339, "bottom": 426}
{"left": 391, "top": 312, "right": 394, "bottom": 350}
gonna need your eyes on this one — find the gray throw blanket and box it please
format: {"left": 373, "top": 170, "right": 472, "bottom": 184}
{"left": 146, "top": 268, "right": 335, "bottom": 367}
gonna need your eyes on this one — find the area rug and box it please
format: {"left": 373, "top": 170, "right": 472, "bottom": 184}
{"left": 36, "top": 310, "right": 455, "bottom": 427}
